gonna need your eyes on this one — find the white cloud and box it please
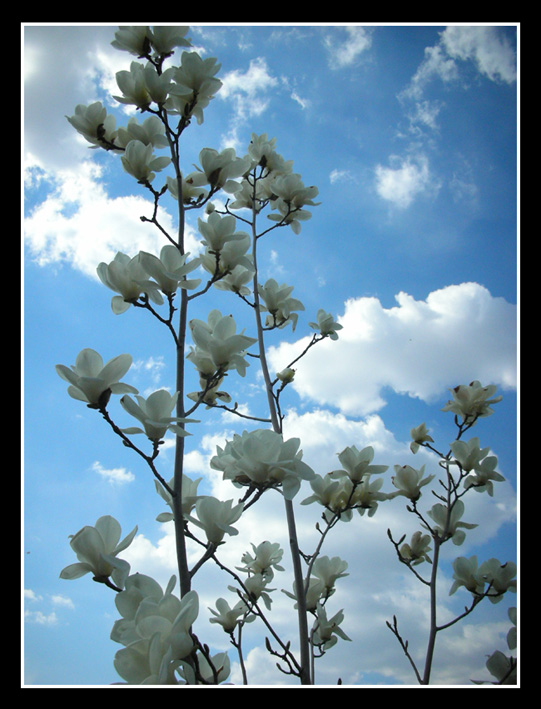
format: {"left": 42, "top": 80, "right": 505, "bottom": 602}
{"left": 324, "top": 26, "right": 372, "bottom": 69}
{"left": 441, "top": 26, "right": 517, "bottom": 85}
{"left": 374, "top": 154, "right": 437, "bottom": 209}
{"left": 267, "top": 282, "right": 516, "bottom": 417}
{"left": 92, "top": 460, "right": 135, "bottom": 485}
{"left": 24, "top": 160, "right": 199, "bottom": 279}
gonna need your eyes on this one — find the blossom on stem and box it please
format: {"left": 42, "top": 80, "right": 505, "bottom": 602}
{"left": 244, "top": 132, "right": 293, "bottom": 174}
{"left": 166, "top": 52, "right": 223, "bottom": 125}
{"left": 198, "top": 212, "right": 249, "bottom": 252}
{"left": 60, "top": 515, "right": 137, "bottom": 590}
{"left": 399, "top": 531, "right": 432, "bottom": 565}
{"left": 97, "top": 251, "right": 163, "bottom": 313}
{"left": 155, "top": 473, "right": 203, "bottom": 522}
{"left": 196, "top": 147, "right": 251, "bottom": 193}
{"left": 148, "top": 26, "right": 191, "bottom": 56}
{"left": 450, "top": 437, "right": 491, "bottom": 472}
{"left": 166, "top": 172, "right": 208, "bottom": 204}
{"left": 190, "top": 496, "right": 244, "bottom": 544}
{"left": 200, "top": 234, "right": 254, "bottom": 281}
{"left": 463, "top": 454, "right": 505, "bottom": 496}
{"left": 409, "top": 422, "right": 434, "bottom": 454}
{"left": 426, "top": 499, "right": 478, "bottom": 545}
{"left": 441, "top": 381, "right": 502, "bottom": 423}
{"left": 311, "top": 603, "right": 351, "bottom": 651}
{"left": 138, "top": 245, "right": 201, "bottom": 295}
{"left": 188, "top": 310, "right": 257, "bottom": 377}
{"left": 238, "top": 541, "right": 285, "bottom": 580}
{"left": 66, "top": 101, "right": 118, "bottom": 149}
{"left": 56, "top": 348, "right": 138, "bottom": 408}
{"left": 111, "top": 26, "right": 153, "bottom": 57}
{"left": 238, "top": 573, "right": 275, "bottom": 610}
{"left": 210, "top": 428, "right": 316, "bottom": 500}
{"left": 120, "top": 139, "right": 170, "bottom": 183}
{"left": 391, "top": 464, "right": 435, "bottom": 501}
{"left": 208, "top": 598, "right": 251, "bottom": 633}
{"left": 258, "top": 278, "right": 305, "bottom": 331}
{"left": 309, "top": 309, "right": 343, "bottom": 340}
{"left": 115, "top": 115, "right": 169, "bottom": 149}
{"left": 449, "top": 555, "right": 487, "bottom": 596}
{"left": 120, "top": 389, "right": 197, "bottom": 442}
{"left": 336, "top": 445, "right": 388, "bottom": 483}
{"left": 311, "top": 556, "right": 349, "bottom": 594}
{"left": 478, "top": 558, "right": 517, "bottom": 603}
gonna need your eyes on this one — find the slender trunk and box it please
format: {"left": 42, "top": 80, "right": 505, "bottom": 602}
{"left": 250, "top": 217, "right": 311, "bottom": 685}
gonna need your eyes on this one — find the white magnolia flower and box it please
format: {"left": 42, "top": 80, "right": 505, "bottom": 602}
{"left": 478, "top": 558, "right": 517, "bottom": 602}
{"left": 209, "top": 598, "right": 251, "bottom": 633}
{"left": 311, "top": 603, "right": 351, "bottom": 650}
{"left": 258, "top": 278, "right": 305, "bottom": 331}
{"left": 441, "top": 380, "right": 502, "bottom": 423}
{"left": 66, "top": 101, "right": 118, "bottom": 149}
{"left": 60, "top": 515, "right": 137, "bottom": 590}
{"left": 391, "top": 464, "right": 435, "bottom": 501}
{"left": 115, "top": 115, "right": 169, "bottom": 149}
{"left": 399, "top": 531, "right": 432, "bottom": 566}
{"left": 120, "top": 389, "right": 197, "bottom": 441}
{"left": 336, "top": 445, "right": 388, "bottom": 483}
{"left": 111, "top": 26, "right": 152, "bottom": 56}
{"left": 138, "top": 245, "right": 201, "bottom": 295}
{"left": 149, "top": 26, "right": 191, "bottom": 55}
{"left": 97, "top": 251, "right": 163, "bottom": 313}
{"left": 56, "top": 348, "right": 138, "bottom": 408}
{"left": 449, "top": 555, "right": 487, "bottom": 596}
{"left": 120, "top": 139, "right": 171, "bottom": 183}
{"left": 426, "top": 499, "right": 478, "bottom": 545}
{"left": 238, "top": 541, "right": 285, "bottom": 579}
{"left": 244, "top": 132, "right": 293, "bottom": 174}
{"left": 196, "top": 147, "right": 251, "bottom": 192}
{"left": 409, "top": 422, "right": 434, "bottom": 453}
{"left": 200, "top": 234, "right": 254, "bottom": 280}
{"left": 190, "top": 497, "right": 244, "bottom": 544}
{"left": 198, "top": 212, "right": 248, "bottom": 252}
{"left": 311, "top": 556, "right": 349, "bottom": 593}
{"left": 309, "top": 309, "right": 343, "bottom": 340}
{"left": 154, "top": 474, "right": 203, "bottom": 523}
{"left": 210, "top": 428, "right": 316, "bottom": 500}
{"left": 166, "top": 171, "right": 208, "bottom": 204}
{"left": 463, "top": 454, "right": 505, "bottom": 496}
{"left": 188, "top": 310, "right": 257, "bottom": 377}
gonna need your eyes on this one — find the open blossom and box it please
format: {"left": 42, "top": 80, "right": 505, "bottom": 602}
{"left": 111, "top": 26, "right": 152, "bottom": 56}
{"left": 238, "top": 541, "right": 285, "bottom": 580}
{"left": 336, "top": 445, "right": 388, "bottom": 483}
{"left": 120, "top": 390, "right": 197, "bottom": 441}
{"left": 66, "top": 101, "right": 118, "bottom": 149}
{"left": 166, "top": 52, "right": 223, "bottom": 124}
{"left": 115, "top": 115, "right": 169, "bottom": 149}
{"left": 426, "top": 499, "right": 478, "bottom": 545}
{"left": 478, "top": 558, "right": 517, "bottom": 602}
{"left": 190, "top": 496, "right": 244, "bottom": 544}
{"left": 148, "top": 26, "right": 191, "bottom": 55}
{"left": 166, "top": 171, "right": 209, "bottom": 204}
{"left": 441, "top": 381, "right": 502, "bottom": 423}
{"left": 210, "top": 428, "right": 316, "bottom": 500}
{"left": 244, "top": 132, "right": 293, "bottom": 174}
{"left": 154, "top": 474, "right": 203, "bottom": 522}
{"left": 120, "top": 139, "right": 170, "bottom": 183}
{"left": 198, "top": 212, "right": 249, "bottom": 252}
{"left": 309, "top": 309, "right": 343, "bottom": 340}
{"left": 409, "top": 422, "right": 434, "bottom": 453}
{"left": 188, "top": 310, "right": 257, "bottom": 377}
{"left": 391, "top": 464, "right": 435, "bottom": 501}
{"left": 311, "top": 556, "right": 349, "bottom": 593}
{"left": 60, "top": 515, "right": 137, "bottom": 590}
{"left": 208, "top": 598, "right": 251, "bottom": 633}
{"left": 463, "top": 454, "right": 505, "bottom": 496}
{"left": 311, "top": 604, "right": 351, "bottom": 651}
{"left": 196, "top": 147, "right": 251, "bottom": 192}
{"left": 56, "top": 348, "right": 138, "bottom": 408}
{"left": 138, "top": 245, "right": 201, "bottom": 295}
{"left": 399, "top": 531, "right": 432, "bottom": 565}
{"left": 258, "top": 278, "right": 305, "bottom": 331}
{"left": 97, "top": 251, "right": 163, "bottom": 313}
{"left": 200, "top": 234, "right": 254, "bottom": 280}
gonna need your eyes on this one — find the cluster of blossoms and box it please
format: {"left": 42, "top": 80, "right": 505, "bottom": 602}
{"left": 302, "top": 445, "right": 389, "bottom": 521}
{"left": 97, "top": 246, "right": 201, "bottom": 315}
{"left": 258, "top": 278, "right": 305, "bottom": 331}
{"left": 210, "top": 428, "right": 316, "bottom": 500}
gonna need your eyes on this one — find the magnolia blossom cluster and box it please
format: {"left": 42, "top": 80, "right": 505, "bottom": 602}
{"left": 258, "top": 278, "right": 305, "bottom": 331}
{"left": 302, "top": 445, "right": 390, "bottom": 521}
{"left": 97, "top": 246, "right": 201, "bottom": 315}
{"left": 210, "top": 428, "right": 316, "bottom": 500}
{"left": 449, "top": 555, "right": 517, "bottom": 603}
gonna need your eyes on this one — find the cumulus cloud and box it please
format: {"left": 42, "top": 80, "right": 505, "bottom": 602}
{"left": 324, "top": 26, "right": 372, "bottom": 69}
{"left": 267, "top": 282, "right": 516, "bottom": 417}
{"left": 441, "top": 26, "right": 517, "bottom": 85}
{"left": 374, "top": 154, "right": 437, "bottom": 208}
{"left": 24, "top": 160, "right": 199, "bottom": 279}
{"left": 91, "top": 460, "right": 135, "bottom": 485}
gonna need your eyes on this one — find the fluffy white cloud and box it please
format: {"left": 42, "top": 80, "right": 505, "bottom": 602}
{"left": 324, "top": 26, "right": 372, "bottom": 69}
{"left": 441, "top": 26, "right": 517, "bottom": 84}
{"left": 24, "top": 160, "right": 199, "bottom": 279}
{"left": 374, "top": 154, "right": 436, "bottom": 208}
{"left": 267, "top": 282, "right": 516, "bottom": 417}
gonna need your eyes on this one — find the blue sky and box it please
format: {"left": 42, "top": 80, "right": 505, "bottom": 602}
{"left": 23, "top": 24, "right": 518, "bottom": 686}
